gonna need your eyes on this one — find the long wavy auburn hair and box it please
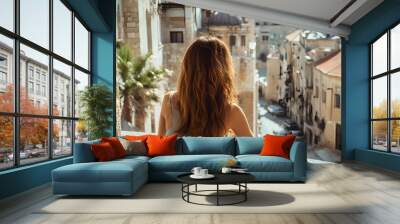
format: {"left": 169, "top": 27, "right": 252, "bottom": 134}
{"left": 176, "top": 36, "right": 237, "bottom": 136}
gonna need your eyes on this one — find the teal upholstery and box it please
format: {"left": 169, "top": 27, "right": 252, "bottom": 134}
{"left": 290, "top": 141, "right": 307, "bottom": 181}
{"left": 236, "top": 155, "right": 293, "bottom": 172}
{"left": 149, "top": 154, "right": 234, "bottom": 172}
{"left": 236, "top": 137, "right": 263, "bottom": 154}
{"left": 52, "top": 157, "right": 148, "bottom": 195}
{"left": 73, "top": 140, "right": 100, "bottom": 163}
{"left": 52, "top": 138, "right": 307, "bottom": 195}
{"left": 177, "top": 137, "right": 235, "bottom": 155}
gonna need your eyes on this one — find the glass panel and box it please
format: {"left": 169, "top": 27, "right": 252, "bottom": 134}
{"left": 53, "top": 119, "right": 72, "bottom": 157}
{"left": 372, "top": 76, "right": 387, "bottom": 119}
{"left": 391, "top": 24, "right": 400, "bottom": 70}
{"left": 74, "top": 18, "right": 89, "bottom": 70}
{"left": 75, "top": 120, "right": 88, "bottom": 143}
{"left": 20, "top": 0, "right": 49, "bottom": 49}
{"left": 0, "top": 116, "right": 13, "bottom": 170}
{"left": 74, "top": 69, "right": 89, "bottom": 118}
{"left": 0, "top": 35, "right": 14, "bottom": 112}
{"left": 391, "top": 120, "right": 400, "bottom": 153}
{"left": 20, "top": 117, "right": 49, "bottom": 165}
{"left": 53, "top": 0, "right": 72, "bottom": 60}
{"left": 53, "top": 59, "right": 72, "bottom": 117}
{"left": 20, "top": 44, "right": 49, "bottom": 115}
{"left": 372, "top": 33, "right": 387, "bottom": 76}
{"left": 391, "top": 72, "right": 400, "bottom": 118}
{"left": 0, "top": 0, "right": 14, "bottom": 31}
{"left": 372, "top": 121, "right": 388, "bottom": 151}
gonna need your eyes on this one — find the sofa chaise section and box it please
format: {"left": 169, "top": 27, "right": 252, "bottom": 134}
{"left": 52, "top": 142, "right": 149, "bottom": 196}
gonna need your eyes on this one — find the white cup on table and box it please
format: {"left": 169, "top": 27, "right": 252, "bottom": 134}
{"left": 191, "top": 167, "right": 202, "bottom": 176}
{"left": 199, "top": 169, "right": 208, "bottom": 176}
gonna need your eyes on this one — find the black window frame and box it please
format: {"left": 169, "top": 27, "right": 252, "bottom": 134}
{"left": 369, "top": 21, "right": 400, "bottom": 154}
{"left": 0, "top": 0, "right": 92, "bottom": 171}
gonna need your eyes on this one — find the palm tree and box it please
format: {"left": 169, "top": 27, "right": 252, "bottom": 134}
{"left": 117, "top": 43, "right": 167, "bottom": 131}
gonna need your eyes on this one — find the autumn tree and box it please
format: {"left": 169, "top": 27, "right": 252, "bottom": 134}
{"left": 372, "top": 99, "right": 400, "bottom": 142}
{"left": 0, "top": 84, "right": 59, "bottom": 153}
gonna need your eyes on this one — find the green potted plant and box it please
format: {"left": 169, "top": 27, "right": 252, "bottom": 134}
{"left": 79, "top": 84, "right": 113, "bottom": 140}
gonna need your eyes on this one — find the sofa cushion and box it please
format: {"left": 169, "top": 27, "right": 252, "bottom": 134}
{"left": 149, "top": 154, "right": 235, "bottom": 172}
{"left": 236, "top": 137, "right": 263, "bottom": 155}
{"left": 73, "top": 140, "right": 100, "bottom": 163}
{"left": 177, "top": 137, "right": 236, "bottom": 155}
{"left": 53, "top": 158, "right": 147, "bottom": 183}
{"left": 236, "top": 155, "right": 293, "bottom": 172}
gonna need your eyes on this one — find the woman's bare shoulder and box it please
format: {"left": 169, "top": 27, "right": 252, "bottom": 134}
{"left": 228, "top": 103, "right": 245, "bottom": 115}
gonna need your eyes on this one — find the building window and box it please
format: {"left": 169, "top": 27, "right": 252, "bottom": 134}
{"left": 335, "top": 94, "right": 341, "bottom": 108}
{"left": 241, "top": 35, "right": 246, "bottom": 47}
{"left": 170, "top": 31, "right": 183, "bottom": 43}
{"left": 28, "top": 81, "right": 34, "bottom": 94}
{"left": 0, "top": 71, "right": 7, "bottom": 87}
{"left": 28, "top": 67, "right": 34, "bottom": 80}
{"left": 229, "top": 35, "right": 236, "bottom": 47}
{"left": 370, "top": 23, "right": 400, "bottom": 153}
{"left": 0, "top": 0, "right": 91, "bottom": 170}
{"left": 322, "top": 90, "right": 327, "bottom": 103}
{"left": 262, "top": 35, "right": 268, "bottom": 41}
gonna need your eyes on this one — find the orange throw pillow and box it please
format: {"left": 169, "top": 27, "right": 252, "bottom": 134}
{"left": 146, "top": 134, "right": 178, "bottom": 157}
{"left": 260, "top": 134, "right": 296, "bottom": 159}
{"left": 124, "top": 135, "right": 151, "bottom": 141}
{"left": 101, "top": 137, "right": 126, "bottom": 158}
{"left": 91, "top": 142, "right": 117, "bottom": 162}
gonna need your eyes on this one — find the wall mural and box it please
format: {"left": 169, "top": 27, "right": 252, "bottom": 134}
{"left": 115, "top": 0, "right": 342, "bottom": 159}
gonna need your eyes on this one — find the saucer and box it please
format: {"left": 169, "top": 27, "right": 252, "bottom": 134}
{"left": 190, "top": 174, "right": 215, "bottom": 179}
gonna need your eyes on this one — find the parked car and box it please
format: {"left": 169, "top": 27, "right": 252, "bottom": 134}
{"left": 283, "top": 120, "right": 304, "bottom": 137}
{"left": 267, "top": 104, "right": 285, "bottom": 116}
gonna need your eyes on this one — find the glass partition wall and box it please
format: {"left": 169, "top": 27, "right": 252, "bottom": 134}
{"left": 0, "top": 0, "right": 91, "bottom": 170}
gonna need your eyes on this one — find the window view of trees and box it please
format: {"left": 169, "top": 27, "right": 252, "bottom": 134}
{"left": 0, "top": 0, "right": 90, "bottom": 170}
{"left": 371, "top": 24, "right": 400, "bottom": 153}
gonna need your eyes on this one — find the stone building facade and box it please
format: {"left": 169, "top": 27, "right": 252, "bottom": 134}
{"left": 264, "top": 30, "right": 341, "bottom": 149}
{"left": 117, "top": 0, "right": 258, "bottom": 134}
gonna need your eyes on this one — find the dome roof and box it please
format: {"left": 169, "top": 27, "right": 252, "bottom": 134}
{"left": 208, "top": 12, "right": 242, "bottom": 26}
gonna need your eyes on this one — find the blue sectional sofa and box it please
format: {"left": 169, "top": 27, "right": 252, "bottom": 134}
{"left": 52, "top": 137, "right": 307, "bottom": 196}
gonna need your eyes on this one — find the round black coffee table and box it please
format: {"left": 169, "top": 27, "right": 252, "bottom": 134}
{"left": 177, "top": 173, "right": 255, "bottom": 206}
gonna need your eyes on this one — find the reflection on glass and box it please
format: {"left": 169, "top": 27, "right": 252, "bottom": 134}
{"left": 372, "top": 33, "right": 387, "bottom": 76}
{"left": 53, "top": 0, "right": 72, "bottom": 60}
{"left": 20, "top": 44, "right": 49, "bottom": 115}
{"left": 0, "top": 116, "right": 13, "bottom": 170}
{"left": 20, "top": 0, "right": 49, "bottom": 48}
{"left": 20, "top": 117, "right": 49, "bottom": 165}
{"left": 74, "top": 18, "right": 89, "bottom": 69}
{"left": 0, "top": 0, "right": 14, "bottom": 31}
{"left": 53, "top": 119, "right": 72, "bottom": 157}
{"left": 53, "top": 59, "right": 72, "bottom": 117}
{"left": 372, "top": 76, "right": 387, "bottom": 119}
{"left": 391, "top": 120, "right": 400, "bottom": 153}
{"left": 391, "top": 24, "right": 400, "bottom": 70}
{"left": 391, "top": 72, "right": 400, "bottom": 118}
{"left": 75, "top": 120, "right": 88, "bottom": 143}
{"left": 0, "top": 35, "right": 14, "bottom": 113}
{"left": 74, "top": 69, "right": 89, "bottom": 118}
{"left": 372, "top": 121, "right": 388, "bottom": 151}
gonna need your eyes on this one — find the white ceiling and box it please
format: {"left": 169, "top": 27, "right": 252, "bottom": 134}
{"left": 169, "top": 0, "right": 384, "bottom": 37}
